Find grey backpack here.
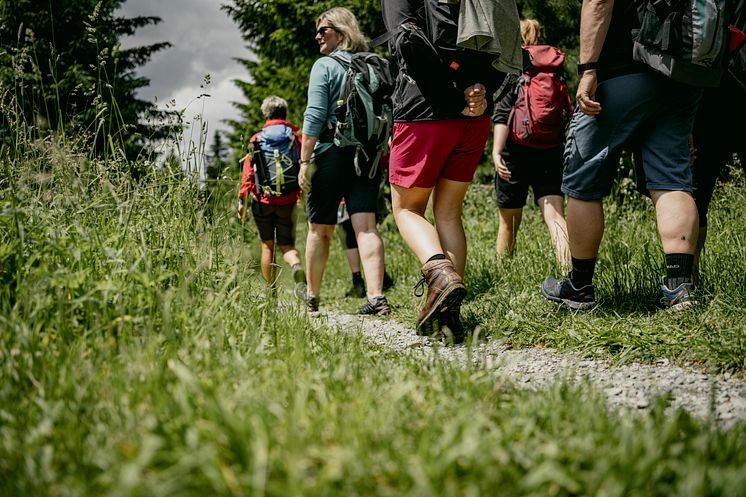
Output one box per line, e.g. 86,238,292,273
632,0,729,87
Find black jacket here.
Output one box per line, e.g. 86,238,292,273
381,0,506,122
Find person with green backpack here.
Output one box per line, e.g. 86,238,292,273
298,7,390,316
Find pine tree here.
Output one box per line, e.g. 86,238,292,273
222,0,386,154
0,0,174,161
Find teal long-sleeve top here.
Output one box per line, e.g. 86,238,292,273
302,49,351,156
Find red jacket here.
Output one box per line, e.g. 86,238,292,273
239,119,301,205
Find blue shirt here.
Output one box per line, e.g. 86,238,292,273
302,49,351,156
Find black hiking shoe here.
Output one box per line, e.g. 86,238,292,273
383,271,394,291
358,295,390,316
292,266,307,301
540,276,596,311
346,275,366,298
306,295,319,313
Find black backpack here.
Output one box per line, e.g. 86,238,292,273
250,123,300,196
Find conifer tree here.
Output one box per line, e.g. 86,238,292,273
0,0,173,161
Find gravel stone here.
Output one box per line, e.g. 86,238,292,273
315,311,746,429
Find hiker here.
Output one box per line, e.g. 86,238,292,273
299,6,390,315
337,190,395,298
690,4,746,273
540,0,704,311
381,0,507,341
492,19,571,270
238,95,306,298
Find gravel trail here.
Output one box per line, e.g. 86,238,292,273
313,311,746,428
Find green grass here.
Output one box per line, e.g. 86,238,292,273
2,141,746,496
358,176,746,373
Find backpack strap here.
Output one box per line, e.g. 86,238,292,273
326,52,350,69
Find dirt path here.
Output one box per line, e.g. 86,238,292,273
313,311,746,429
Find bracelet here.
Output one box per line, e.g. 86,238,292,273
300,159,311,165
577,62,598,75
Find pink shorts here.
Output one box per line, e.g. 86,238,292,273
388,116,491,188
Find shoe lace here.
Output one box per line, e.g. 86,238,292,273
413,276,427,297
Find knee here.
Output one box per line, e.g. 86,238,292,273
308,225,334,242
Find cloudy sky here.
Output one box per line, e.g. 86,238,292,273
116,0,249,137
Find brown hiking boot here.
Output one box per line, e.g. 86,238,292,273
415,259,466,335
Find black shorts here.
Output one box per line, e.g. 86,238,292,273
691,80,746,227
307,145,380,225
251,200,297,245
495,141,564,209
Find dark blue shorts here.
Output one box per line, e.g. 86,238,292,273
306,146,381,225
562,72,702,200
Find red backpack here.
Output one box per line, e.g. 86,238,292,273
508,45,573,149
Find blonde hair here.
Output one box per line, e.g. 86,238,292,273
317,7,367,53
260,95,288,119
520,19,542,47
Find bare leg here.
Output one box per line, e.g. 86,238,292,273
345,248,361,273
278,244,302,268
537,195,571,271
497,207,522,259
259,240,276,285
567,197,604,259
391,184,442,263
305,223,335,297
650,190,698,255
351,212,385,296
431,178,471,276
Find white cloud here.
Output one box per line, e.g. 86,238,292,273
116,0,249,135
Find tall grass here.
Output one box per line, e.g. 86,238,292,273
2,137,746,496
368,171,746,372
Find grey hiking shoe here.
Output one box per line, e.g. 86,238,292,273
658,278,697,311
541,276,596,311
358,295,390,316
292,266,307,301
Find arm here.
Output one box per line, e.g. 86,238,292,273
237,152,255,219
576,0,614,116
492,125,511,180
299,134,318,193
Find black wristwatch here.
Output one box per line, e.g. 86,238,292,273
577,62,598,75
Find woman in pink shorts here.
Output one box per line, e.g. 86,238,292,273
382,0,507,342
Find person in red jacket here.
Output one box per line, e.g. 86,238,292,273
237,95,306,298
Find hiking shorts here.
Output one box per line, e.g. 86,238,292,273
251,200,297,245
388,116,491,188
691,82,746,227
495,142,564,209
306,145,380,225
562,72,702,200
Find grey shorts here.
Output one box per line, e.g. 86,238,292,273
562,72,702,200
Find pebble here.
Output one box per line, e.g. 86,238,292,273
318,311,746,430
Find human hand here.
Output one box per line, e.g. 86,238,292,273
299,162,315,192
576,71,601,116
237,202,246,221
493,151,511,180
462,83,487,117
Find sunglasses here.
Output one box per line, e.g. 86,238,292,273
316,25,335,36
